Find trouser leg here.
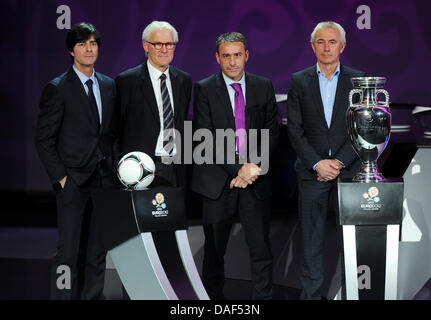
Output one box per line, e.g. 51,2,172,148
238,190,273,300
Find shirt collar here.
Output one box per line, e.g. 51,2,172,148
222,71,246,88
73,65,96,86
147,60,170,81
316,63,340,79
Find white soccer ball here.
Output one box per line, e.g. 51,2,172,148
117,151,155,190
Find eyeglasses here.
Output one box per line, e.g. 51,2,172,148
147,41,176,50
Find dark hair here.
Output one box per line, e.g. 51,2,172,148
216,32,247,53
66,22,101,63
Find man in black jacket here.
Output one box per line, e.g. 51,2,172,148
35,22,119,299
115,21,192,187
191,32,279,300
287,21,365,299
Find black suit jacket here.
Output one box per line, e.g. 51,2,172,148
115,62,192,187
191,72,279,200
35,67,119,187
286,64,365,180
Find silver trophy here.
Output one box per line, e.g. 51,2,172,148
347,77,391,182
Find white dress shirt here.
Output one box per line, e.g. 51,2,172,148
146,60,176,156
222,72,246,115
317,63,340,128
313,63,344,170
222,72,247,155
73,65,102,124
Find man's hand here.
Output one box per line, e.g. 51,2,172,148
59,176,67,189
316,160,341,182
238,163,261,185
230,176,248,189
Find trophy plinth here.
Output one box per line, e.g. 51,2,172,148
347,77,391,183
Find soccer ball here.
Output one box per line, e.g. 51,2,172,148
117,151,156,190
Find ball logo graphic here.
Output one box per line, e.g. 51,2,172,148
362,186,380,203
368,187,379,198
152,193,166,209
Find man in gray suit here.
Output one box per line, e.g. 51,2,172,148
287,21,365,299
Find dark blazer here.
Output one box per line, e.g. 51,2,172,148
35,68,119,187
115,62,192,186
191,72,279,200
286,64,365,180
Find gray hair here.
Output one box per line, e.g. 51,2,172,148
310,21,346,45
142,21,179,43
216,32,247,53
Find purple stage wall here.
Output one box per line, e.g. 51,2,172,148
1,0,430,191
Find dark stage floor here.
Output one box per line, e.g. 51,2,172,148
0,226,301,300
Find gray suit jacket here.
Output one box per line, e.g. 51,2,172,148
287,64,365,180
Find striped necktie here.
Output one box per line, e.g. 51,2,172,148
160,73,174,155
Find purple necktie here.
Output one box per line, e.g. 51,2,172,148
230,83,246,159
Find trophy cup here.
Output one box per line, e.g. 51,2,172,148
347,77,392,182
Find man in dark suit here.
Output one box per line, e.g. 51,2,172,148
115,21,192,187
35,23,119,299
286,21,365,300
191,32,279,300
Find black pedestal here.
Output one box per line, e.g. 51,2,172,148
338,179,403,300
93,187,209,300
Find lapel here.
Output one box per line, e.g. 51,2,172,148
65,67,99,129
215,72,235,129
308,66,327,128
244,73,254,129
95,72,108,133
169,66,181,123
139,62,161,124
329,64,349,128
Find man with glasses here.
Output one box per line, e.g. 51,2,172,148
116,21,192,187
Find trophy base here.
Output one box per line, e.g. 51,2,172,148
352,172,385,183
352,162,385,183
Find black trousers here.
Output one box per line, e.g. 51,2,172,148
201,187,273,300
297,178,338,300
152,159,178,187
51,163,118,300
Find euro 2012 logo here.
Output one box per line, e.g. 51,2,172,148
152,193,166,209
363,187,380,203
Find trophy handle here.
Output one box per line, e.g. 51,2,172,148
375,89,389,106
349,89,363,107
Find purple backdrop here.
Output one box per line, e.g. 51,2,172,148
1,0,430,191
